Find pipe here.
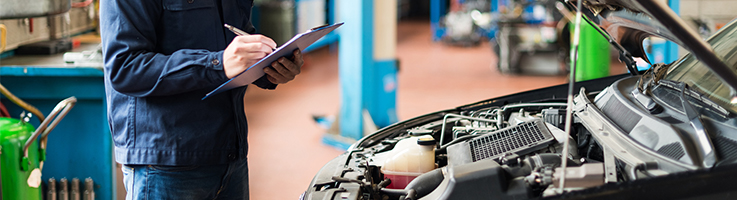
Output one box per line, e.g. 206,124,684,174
379,188,417,200
378,179,391,188
404,168,444,199
0,102,10,117
0,83,46,122
0,25,47,122
438,134,479,151
440,113,497,147
23,97,76,158
496,103,567,128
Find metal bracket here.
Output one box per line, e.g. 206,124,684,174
603,146,618,183
21,96,76,170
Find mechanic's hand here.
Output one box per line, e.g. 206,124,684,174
223,35,277,79
264,49,304,84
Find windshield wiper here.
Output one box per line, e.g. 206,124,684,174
678,82,718,168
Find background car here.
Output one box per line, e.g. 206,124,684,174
302,1,737,199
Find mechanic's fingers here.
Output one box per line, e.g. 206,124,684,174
277,57,301,75
243,52,268,60
293,49,304,67
238,42,273,54
235,35,277,50
269,61,288,76
267,75,278,84
271,63,297,83
264,66,288,84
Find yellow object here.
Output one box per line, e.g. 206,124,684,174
1,24,6,52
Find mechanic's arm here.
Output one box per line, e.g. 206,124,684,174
100,0,275,97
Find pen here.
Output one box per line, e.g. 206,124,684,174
224,24,249,36
224,24,276,51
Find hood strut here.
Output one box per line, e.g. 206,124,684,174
557,3,640,75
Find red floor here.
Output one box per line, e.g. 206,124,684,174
244,20,575,200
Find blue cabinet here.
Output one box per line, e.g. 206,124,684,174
0,65,113,200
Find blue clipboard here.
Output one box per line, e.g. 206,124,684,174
204,22,344,99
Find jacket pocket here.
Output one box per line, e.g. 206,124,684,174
159,0,219,52
163,0,215,11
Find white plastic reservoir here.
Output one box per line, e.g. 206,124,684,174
379,135,436,189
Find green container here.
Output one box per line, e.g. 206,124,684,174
0,117,42,200
572,20,610,81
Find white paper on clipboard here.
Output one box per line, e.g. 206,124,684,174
204,22,344,99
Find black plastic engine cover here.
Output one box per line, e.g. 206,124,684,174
421,159,532,200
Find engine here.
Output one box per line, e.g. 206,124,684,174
314,102,609,200
307,76,737,200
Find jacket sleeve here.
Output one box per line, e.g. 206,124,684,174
253,75,277,90
100,0,230,97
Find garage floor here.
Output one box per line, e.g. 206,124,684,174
242,20,625,200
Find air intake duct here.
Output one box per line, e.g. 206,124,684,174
447,119,556,166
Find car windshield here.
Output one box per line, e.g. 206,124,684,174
665,19,737,114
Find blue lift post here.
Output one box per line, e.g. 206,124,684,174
371,0,399,129
323,0,398,149
430,0,447,41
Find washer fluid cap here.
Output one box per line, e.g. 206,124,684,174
417,137,437,146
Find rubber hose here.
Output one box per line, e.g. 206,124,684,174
0,102,10,117
379,188,409,195
527,153,563,170
403,189,417,200
0,83,45,122
404,168,444,199
0,25,41,121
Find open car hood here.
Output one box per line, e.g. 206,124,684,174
567,0,737,91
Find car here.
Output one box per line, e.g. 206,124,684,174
302,0,737,199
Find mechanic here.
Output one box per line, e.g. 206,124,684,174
99,0,303,199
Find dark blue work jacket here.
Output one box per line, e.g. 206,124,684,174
100,0,274,165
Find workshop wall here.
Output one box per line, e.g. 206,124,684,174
681,0,737,24
0,7,96,53
678,0,737,56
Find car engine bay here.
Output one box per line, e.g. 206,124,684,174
305,75,737,200
302,1,737,199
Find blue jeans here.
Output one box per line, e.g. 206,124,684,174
122,159,249,200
